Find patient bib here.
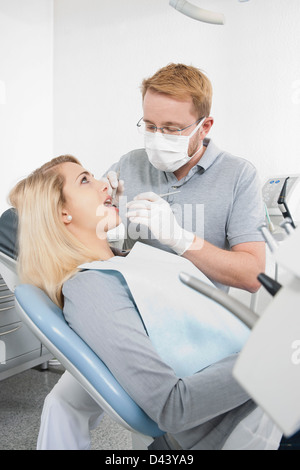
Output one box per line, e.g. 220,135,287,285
80,243,249,377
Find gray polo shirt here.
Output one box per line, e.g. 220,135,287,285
106,139,265,288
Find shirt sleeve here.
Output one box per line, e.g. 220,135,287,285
226,162,265,247
63,269,251,434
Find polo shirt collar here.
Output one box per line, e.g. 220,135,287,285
197,138,222,172
164,138,221,185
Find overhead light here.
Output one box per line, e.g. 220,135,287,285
169,0,250,25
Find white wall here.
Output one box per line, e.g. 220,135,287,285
1,0,300,214
0,0,53,215
53,0,300,182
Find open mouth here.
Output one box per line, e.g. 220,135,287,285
104,196,112,207
104,196,118,208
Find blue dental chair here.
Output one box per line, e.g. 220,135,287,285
14,283,164,449
1,208,163,448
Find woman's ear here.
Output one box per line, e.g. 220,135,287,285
62,210,72,225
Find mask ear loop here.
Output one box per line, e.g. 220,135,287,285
188,116,206,139
188,117,206,159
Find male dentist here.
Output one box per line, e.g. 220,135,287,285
106,62,265,293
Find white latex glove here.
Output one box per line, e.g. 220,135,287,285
126,192,195,255
102,170,124,203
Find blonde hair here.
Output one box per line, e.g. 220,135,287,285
141,63,213,118
9,155,99,308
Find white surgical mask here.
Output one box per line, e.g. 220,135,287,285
145,117,206,172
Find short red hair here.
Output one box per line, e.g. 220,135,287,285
141,63,213,118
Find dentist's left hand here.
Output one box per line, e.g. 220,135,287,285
102,171,125,202
126,192,195,255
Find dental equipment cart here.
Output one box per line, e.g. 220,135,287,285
230,174,300,315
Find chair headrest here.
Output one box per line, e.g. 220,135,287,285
0,208,18,260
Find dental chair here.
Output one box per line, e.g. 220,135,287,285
0,249,19,292
0,210,54,379
14,283,164,449
1,208,163,448
0,209,19,292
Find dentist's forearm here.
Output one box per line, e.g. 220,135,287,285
182,236,265,293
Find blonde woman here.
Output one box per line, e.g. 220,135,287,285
9,156,281,450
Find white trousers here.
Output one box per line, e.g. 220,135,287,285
37,372,282,451
37,371,103,450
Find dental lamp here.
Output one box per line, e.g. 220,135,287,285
169,0,250,25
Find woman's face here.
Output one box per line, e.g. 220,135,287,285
59,162,121,239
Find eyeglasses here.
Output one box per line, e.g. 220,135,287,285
136,117,205,136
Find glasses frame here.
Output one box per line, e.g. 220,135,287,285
136,117,205,135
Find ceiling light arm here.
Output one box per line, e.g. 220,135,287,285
169,0,225,25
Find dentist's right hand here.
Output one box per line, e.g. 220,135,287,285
126,192,195,255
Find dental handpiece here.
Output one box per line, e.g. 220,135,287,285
277,177,296,229
259,224,279,253
280,218,295,235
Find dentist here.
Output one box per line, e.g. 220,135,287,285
107,63,265,293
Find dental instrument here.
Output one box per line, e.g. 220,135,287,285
280,218,295,236
111,170,120,206
112,178,181,205
257,273,282,297
262,175,300,239
159,191,181,198
264,204,275,233
277,177,296,229
259,224,279,253
179,272,259,329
